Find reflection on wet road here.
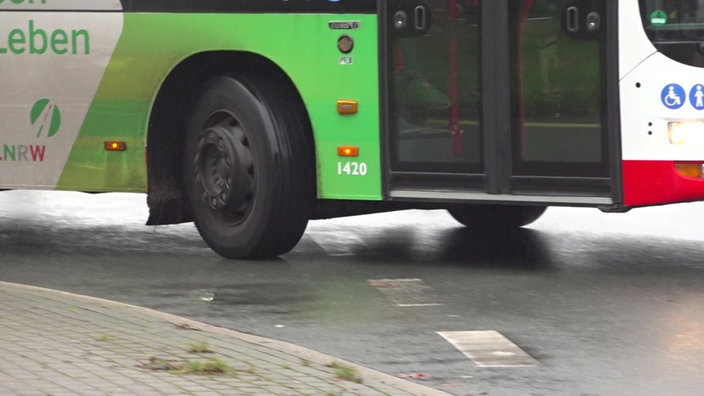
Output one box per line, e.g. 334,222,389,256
1,190,703,395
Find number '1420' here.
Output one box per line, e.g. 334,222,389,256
337,161,368,176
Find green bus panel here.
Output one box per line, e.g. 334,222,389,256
56,13,383,200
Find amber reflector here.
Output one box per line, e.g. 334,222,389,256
337,146,359,157
104,141,127,151
674,162,703,178
337,100,358,115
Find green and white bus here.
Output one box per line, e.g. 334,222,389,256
1,0,703,258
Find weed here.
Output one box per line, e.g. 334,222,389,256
328,361,363,384
139,356,232,376
300,358,312,367
186,340,214,354
95,334,112,342
183,357,231,375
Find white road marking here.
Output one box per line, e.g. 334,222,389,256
368,278,443,307
437,330,539,367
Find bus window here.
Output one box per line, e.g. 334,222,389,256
510,0,606,177
640,0,704,67
388,0,482,174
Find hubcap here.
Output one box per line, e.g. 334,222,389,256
193,116,254,224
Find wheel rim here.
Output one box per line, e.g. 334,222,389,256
193,115,255,225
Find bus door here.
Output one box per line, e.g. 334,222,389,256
384,0,616,205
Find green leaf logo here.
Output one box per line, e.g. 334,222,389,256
650,10,668,27
30,98,61,138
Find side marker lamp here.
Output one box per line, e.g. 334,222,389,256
674,162,704,179
337,146,359,157
104,141,127,151
337,100,358,115
668,121,704,145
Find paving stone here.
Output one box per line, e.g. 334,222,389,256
0,281,448,395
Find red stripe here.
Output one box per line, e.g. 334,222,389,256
622,160,704,206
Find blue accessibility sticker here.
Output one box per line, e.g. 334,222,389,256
690,84,704,110
662,84,685,109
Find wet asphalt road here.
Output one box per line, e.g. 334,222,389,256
1,190,703,395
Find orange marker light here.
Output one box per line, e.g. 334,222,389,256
337,100,358,115
337,146,359,157
104,141,127,151
674,162,704,178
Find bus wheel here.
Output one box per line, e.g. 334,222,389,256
183,75,312,259
448,205,547,230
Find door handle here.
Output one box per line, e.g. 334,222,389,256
414,5,427,31
391,2,431,36
566,6,579,33
563,3,602,40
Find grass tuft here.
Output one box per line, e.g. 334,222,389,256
328,361,363,384
186,340,214,354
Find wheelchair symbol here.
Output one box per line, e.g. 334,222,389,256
662,84,685,109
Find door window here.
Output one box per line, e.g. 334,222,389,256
388,0,482,173
510,0,607,177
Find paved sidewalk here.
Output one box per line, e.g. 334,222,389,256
0,281,449,396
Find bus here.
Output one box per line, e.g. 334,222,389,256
0,0,702,259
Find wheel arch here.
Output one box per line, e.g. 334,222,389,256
145,51,315,226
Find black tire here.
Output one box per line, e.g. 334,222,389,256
448,205,547,230
183,74,313,259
